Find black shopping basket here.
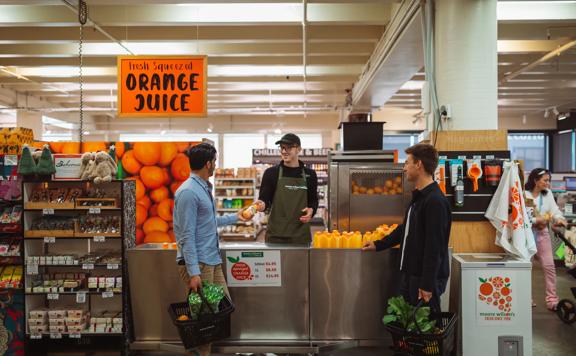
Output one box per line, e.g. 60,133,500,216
168,291,235,350
385,302,457,356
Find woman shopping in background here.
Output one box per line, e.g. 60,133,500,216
525,168,567,311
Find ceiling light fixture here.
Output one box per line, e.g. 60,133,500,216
160,130,166,135
544,108,550,118
274,128,282,135
552,107,560,116
558,112,570,121
522,114,527,125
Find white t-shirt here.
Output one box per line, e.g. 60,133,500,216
525,190,564,223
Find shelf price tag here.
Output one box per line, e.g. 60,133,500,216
76,292,86,304
458,155,467,160
69,333,81,339
27,264,39,275
30,334,42,340
486,155,495,160
93,236,106,243
42,208,55,215
47,293,59,300
473,155,482,160
44,237,56,244
50,333,62,339
82,263,94,270
102,291,114,298
88,208,101,214
107,264,119,270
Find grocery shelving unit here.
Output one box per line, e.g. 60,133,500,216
214,176,262,241
0,155,25,355
21,179,126,353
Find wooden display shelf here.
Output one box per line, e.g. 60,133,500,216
24,202,75,210
215,185,254,189
25,230,74,238
215,196,254,199
75,198,118,210
74,232,121,238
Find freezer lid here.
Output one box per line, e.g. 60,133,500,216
453,253,532,268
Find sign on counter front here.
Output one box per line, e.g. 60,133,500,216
476,271,517,326
117,56,207,117
225,251,282,287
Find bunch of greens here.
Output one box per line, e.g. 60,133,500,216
187,282,226,320
382,296,437,333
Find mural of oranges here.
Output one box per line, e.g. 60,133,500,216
45,141,200,245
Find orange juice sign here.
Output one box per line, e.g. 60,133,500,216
117,56,207,117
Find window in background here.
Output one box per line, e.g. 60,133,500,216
0,106,16,127
42,115,74,141
265,133,323,149
383,134,419,162
223,134,265,168
508,133,548,172
551,131,574,173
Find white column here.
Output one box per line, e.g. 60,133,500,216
434,0,498,130
16,110,43,140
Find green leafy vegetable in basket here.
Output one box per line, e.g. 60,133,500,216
187,282,226,320
202,281,225,313
188,292,203,320
383,296,437,333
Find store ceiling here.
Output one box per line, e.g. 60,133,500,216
0,0,575,129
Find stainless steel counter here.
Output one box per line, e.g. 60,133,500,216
127,242,399,351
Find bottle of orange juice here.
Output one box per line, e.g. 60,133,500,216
352,232,363,248
363,232,372,245
333,233,343,248
313,231,322,248
342,233,353,248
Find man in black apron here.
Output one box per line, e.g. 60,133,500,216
256,133,318,245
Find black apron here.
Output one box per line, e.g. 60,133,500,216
265,166,311,245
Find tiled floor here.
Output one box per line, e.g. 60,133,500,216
48,264,575,355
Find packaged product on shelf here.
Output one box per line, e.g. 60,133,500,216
29,325,48,334
29,309,48,319
28,318,47,326
48,310,66,319
76,215,121,236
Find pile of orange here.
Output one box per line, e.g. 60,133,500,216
124,142,197,245
43,140,200,245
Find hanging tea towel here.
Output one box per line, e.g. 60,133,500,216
485,161,537,261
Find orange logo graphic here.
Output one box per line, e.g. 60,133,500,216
478,276,512,313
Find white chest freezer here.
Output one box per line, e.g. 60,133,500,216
450,253,532,356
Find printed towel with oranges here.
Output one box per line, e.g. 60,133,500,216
485,161,536,261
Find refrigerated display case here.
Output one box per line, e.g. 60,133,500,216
328,150,411,232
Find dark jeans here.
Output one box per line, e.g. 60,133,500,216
399,273,448,313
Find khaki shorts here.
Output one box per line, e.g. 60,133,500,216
178,263,230,297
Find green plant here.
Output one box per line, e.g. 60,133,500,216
383,296,437,333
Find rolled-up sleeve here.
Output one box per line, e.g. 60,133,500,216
175,190,201,277
217,213,238,227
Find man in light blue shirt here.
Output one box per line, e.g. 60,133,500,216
174,142,248,295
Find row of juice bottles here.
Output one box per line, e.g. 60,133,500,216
313,224,399,249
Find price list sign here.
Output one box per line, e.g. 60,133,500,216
225,251,281,287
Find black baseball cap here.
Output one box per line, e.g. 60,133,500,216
275,133,301,146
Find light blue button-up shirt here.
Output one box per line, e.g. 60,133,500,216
174,173,238,276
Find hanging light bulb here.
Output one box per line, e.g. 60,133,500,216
522,114,527,125
552,107,560,116
544,109,550,118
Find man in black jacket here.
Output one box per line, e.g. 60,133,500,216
363,143,451,312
